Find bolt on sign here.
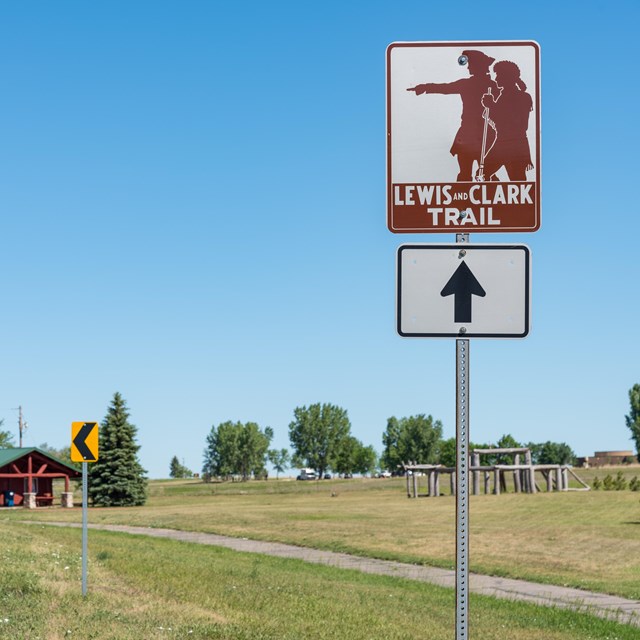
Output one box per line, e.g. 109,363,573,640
386,41,540,233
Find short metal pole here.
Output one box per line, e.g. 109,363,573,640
82,461,88,596
456,338,469,640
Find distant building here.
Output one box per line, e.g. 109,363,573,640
577,450,638,468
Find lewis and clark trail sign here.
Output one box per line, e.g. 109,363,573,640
386,41,541,233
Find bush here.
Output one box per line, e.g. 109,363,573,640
602,474,614,491
592,476,601,490
629,476,639,492
614,471,627,491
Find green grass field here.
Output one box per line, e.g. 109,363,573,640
0,520,637,640
10,472,640,598
3,473,640,639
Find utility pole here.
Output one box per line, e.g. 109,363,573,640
13,406,27,447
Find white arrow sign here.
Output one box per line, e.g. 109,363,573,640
397,244,530,338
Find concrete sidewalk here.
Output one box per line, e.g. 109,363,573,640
46,522,640,628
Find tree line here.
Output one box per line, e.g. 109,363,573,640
2,381,640,498
193,404,584,482
199,403,377,481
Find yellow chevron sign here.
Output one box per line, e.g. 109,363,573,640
71,422,99,462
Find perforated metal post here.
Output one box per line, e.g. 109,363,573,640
456,338,469,639
455,231,469,640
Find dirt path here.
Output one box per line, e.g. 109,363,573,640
45,522,640,627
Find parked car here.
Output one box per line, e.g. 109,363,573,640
323,473,332,480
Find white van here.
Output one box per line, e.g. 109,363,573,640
296,468,317,481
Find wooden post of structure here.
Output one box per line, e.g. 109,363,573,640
525,450,536,494
428,471,435,497
434,471,440,497
484,471,490,495
546,470,553,492
562,467,569,491
413,471,418,498
494,468,501,495
555,467,562,492
450,472,456,496
514,454,522,493
472,453,480,496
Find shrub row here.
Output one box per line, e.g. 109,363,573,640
592,472,640,491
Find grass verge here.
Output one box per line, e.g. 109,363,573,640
0,521,637,640
13,476,640,599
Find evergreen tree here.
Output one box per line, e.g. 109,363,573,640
88,392,147,506
626,384,640,457
169,455,193,478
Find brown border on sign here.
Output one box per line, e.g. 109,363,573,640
386,41,541,234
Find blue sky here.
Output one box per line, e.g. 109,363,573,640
1,1,638,478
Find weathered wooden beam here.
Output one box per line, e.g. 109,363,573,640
472,447,531,455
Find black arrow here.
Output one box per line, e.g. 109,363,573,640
440,261,486,323
73,422,97,461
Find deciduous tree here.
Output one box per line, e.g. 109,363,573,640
39,443,77,469
267,448,290,479
0,420,15,449
203,421,272,481
527,441,576,465
381,415,443,469
288,403,351,479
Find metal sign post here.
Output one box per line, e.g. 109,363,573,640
82,462,88,597
455,234,470,640
71,421,99,597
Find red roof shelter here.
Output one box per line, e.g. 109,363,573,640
0,447,81,507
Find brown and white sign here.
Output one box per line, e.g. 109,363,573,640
387,41,540,233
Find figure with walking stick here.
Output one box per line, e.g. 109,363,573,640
407,50,498,182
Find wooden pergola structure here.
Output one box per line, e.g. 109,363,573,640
0,447,80,508
403,447,590,498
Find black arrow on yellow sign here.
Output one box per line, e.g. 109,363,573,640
72,422,98,461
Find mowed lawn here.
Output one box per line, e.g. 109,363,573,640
12,474,640,600
0,519,637,640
